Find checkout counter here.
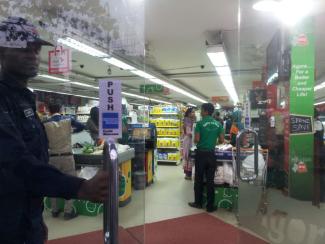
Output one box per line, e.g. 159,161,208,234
44,132,136,216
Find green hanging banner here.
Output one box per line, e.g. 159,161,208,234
289,18,315,200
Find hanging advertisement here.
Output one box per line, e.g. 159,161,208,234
48,46,71,74
289,18,315,200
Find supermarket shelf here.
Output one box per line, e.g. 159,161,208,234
157,147,179,149
156,126,179,128
157,135,180,138
157,160,178,162
157,160,181,166
150,113,178,115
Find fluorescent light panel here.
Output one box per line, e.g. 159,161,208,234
253,0,315,26
57,37,109,58
37,74,70,82
57,37,206,103
207,45,239,104
131,70,156,79
37,74,98,89
103,57,136,70
31,88,99,100
315,100,325,106
315,81,325,91
188,103,197,107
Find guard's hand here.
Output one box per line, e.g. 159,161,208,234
77,170,109,203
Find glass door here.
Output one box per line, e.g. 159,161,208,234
0,1,146,243
236,1,325,243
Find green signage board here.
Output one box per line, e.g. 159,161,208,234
140,84,164,94
289,18,315,200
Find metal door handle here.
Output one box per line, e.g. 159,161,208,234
103,140,119,244
236,129,259,182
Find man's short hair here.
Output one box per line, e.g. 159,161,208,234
48,102,61,114
201,103,215,116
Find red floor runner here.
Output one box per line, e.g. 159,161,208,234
48,213,269,244
48,227,139,244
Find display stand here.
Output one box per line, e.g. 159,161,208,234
150,105,181,166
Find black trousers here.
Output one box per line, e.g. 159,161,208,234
194,150,216,209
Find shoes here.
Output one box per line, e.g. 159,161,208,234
188,202,203,209
206,206,218,213
64,210,79,220
51,210,62,218
184,176,192,180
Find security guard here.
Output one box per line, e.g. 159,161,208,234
188,103,224,212
0,17,108,244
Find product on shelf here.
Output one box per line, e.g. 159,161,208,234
150,104,181,165
150,105,179,114
157,138,180,148
157,152,180,161
150,118,180,127
157,128,180,137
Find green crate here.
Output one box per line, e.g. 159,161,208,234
44,198,103,217
202,187,238,210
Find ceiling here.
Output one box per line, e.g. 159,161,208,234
19,0,325,106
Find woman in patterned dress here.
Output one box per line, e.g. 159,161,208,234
183,107,196,180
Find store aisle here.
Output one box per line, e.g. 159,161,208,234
45,165,238,240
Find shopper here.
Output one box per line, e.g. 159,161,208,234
183,107,196,180
86,106,100,145
213,111,224,126
224,114,232,135
0,17,109,244
43,102,85,220
230,121,239,146
189,103,224,212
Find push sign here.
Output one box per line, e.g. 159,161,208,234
99,80,122,139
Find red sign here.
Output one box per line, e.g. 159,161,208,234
297,162,308,173
48,46,71,74
296,34,309,46
211,96,229,103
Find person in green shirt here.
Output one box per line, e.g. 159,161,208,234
188,103,224,212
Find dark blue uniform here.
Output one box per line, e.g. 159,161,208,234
0,75,84,244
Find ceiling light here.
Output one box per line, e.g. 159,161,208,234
70,81,99,89
37,74,70,82
103,57,136,70
131,70,156,79
122,92,171,104
315,100,325,106
57,37,109,58
207,46,228,66
37,74,99,89
206,45,239,104
253,0,280,12
315,81,325,91
253,0,315,26
188,103,197,107
57,37,206,103
30,88,99,100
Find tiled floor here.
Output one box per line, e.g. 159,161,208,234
45,164,238,240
